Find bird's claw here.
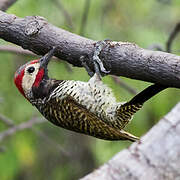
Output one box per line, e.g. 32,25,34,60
93,40,110,79
80,40,111,79
80,55,94,77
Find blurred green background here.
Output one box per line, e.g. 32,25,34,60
0,0,180,179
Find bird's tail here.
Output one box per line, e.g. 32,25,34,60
128,84,167,105
114,84,167,129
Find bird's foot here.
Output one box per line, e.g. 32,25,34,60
93,40,110,80
80,40,111,79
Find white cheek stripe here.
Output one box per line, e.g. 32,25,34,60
22,63,40,95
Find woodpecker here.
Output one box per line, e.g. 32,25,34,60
14,43,166,141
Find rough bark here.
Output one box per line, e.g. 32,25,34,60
81,103,180,180
0,11,180,87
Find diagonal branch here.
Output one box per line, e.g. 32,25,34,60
0,45,36,56
166,22,180,53
51,0,74,30
0,114,70,156
81,103,180,180
79,0,91,36
0,11,180,88
111,75,137,95
0,113,14,126
0,118,45,142
0,45,60,61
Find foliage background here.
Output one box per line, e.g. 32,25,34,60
0,0,180,179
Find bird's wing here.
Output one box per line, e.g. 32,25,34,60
45,95,139,142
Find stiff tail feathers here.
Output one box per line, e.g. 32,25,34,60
128,84,167,105
116,84,167,129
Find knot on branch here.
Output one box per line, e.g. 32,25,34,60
24,16,46,36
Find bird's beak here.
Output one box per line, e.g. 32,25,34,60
39,47,57,68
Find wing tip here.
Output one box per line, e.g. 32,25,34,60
119,129,140,142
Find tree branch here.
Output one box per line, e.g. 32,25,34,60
81,103,180,180
166,22,180,53
0,0,17,11
0,118,45,142
0,114,70,156
111,75,137,95
79,0,91,36
0,45,60,61
0,11,180,88
51,0,74,30
0,113,14,126
0,45,36,56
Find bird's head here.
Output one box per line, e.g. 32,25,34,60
14,47,56,99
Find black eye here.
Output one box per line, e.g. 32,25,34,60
27,66,35,74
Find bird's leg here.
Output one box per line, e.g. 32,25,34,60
80,40,110,79
93,40,110,80
80,55,94,77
